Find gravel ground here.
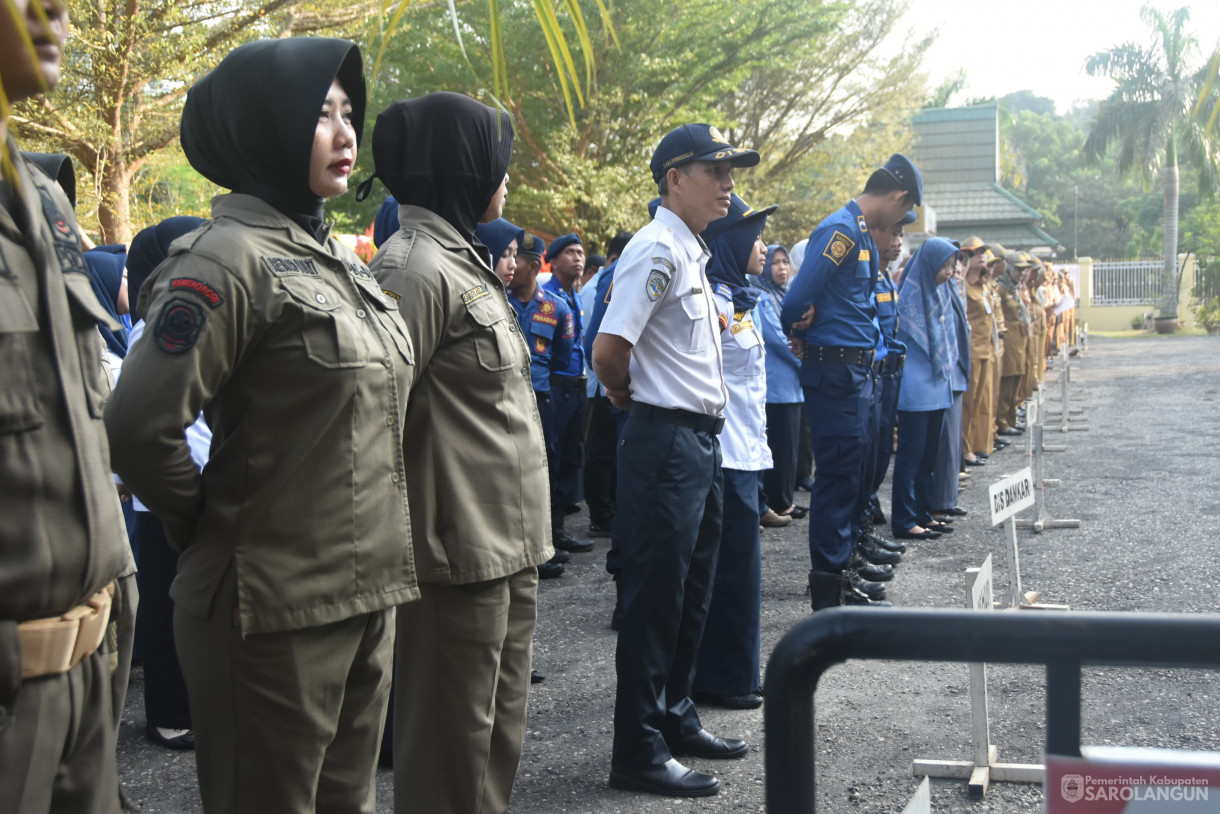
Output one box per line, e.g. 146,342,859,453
117,335,1220,812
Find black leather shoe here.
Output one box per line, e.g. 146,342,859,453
893,527,941,540
549,549,570,564
964,457,986,467
857,536,902,566
588,522,613,539
925,521,954,534
1000,427,1024,436
666,729,749,760
147,724,195,751
994,437,1011,449
531,669,546,683
849,569,887,601
864,530,906,554
973,452,989,460
692,691,763,710
609,759,719,797
537,561,565,579
850,553,893,582
933,506,968,517
553,530,594,553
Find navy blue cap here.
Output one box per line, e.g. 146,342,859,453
881,153,922,206
701,193,777,243
519,233,546,258
900,209,918,225
544,233,582,261
648,197,661,218
650,124,760,184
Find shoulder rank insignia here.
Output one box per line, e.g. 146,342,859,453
646,268,670,302
857,215,868,233
382,288,402,304
822,230,856,266
858,249,871,262
714,283,732,300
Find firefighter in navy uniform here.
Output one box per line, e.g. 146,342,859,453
781,154,923,610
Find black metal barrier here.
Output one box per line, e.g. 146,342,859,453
764,607,1220,813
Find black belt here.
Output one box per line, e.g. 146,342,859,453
549,374,588,389
806,345,875,367
874,353,906,374
630,403,725,435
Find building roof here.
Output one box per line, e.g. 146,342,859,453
940,222,1061,251
923,181,1043,223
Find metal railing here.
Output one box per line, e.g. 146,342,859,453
1090,260,1164,305
763,607,1220,814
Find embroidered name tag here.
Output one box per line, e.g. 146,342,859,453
263,256,320,277
170,277,225,308
876,292,894,303
461,285,490,305
381,289,402,303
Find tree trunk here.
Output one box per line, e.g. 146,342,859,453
1160,138,1179,318
97,159,134,246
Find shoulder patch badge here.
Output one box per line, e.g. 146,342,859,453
857,215,868,233
651,256,676,275
461,285,490,306
170,277,225,308
153,298,206,354
540,299,555,315
646,268,671,302
822,230,856,267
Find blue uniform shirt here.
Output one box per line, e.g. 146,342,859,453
874,264,907,357
510,286,574,392
542,276,584,378
583,260,617,360
781,200,880,350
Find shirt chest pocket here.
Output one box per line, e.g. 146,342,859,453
730,324,763,376
677,292,709,354
466,297,518,373
283,280,369,369
849,258,873,304
0,275,44,433
530,315,556,344
352,275,414,368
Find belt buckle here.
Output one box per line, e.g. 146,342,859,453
711,416,726,435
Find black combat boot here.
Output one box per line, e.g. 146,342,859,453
850,552,893,582
857,536,902,566
809,570,842,611
552,507,594,553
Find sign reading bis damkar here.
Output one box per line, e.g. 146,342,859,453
988,468,1035,526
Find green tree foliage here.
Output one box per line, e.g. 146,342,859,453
12,0,368,242
336,0,928,251
1082,4,1219,317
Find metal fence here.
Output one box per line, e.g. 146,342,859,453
1090,260,1164,305
764,607,1220,814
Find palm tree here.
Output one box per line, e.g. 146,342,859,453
1083,4,1219,320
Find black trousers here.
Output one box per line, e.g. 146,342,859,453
549,383,586,507
762,402,802,513
612,415,723,770
583,394,619,528
135,511,192,730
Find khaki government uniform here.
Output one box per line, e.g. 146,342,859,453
985,278,1006,450
996,281,1028,431
1,141,128,814
372,204,551,814
106,193,417,814
962,280,995,456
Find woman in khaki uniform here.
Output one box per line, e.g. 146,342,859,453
105,38,416,814
364,93,552,814
995,251,1031,432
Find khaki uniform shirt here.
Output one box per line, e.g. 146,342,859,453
105,194,417,635
986,279,1006,356
371,205,551,585
0,144,127,640
965,282,993,361
997,283,1027,376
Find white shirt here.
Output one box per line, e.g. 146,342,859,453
122,320,212,513
715,292,773,471
599,206,728,416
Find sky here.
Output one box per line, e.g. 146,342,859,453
898,0,1220,114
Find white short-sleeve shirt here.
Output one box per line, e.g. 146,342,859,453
714,291,772,471
598,206,728,416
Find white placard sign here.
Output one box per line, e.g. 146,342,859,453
989,468,1035,526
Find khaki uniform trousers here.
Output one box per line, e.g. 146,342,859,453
0,646,118,814
963,356,995,455
175,567,393,814
394,567,538,814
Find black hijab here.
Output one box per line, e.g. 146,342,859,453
22,152,76,210
180,38,365,242
127,216,206,321
363,92,513,245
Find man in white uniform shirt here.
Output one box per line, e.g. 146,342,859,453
593,124,759,798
